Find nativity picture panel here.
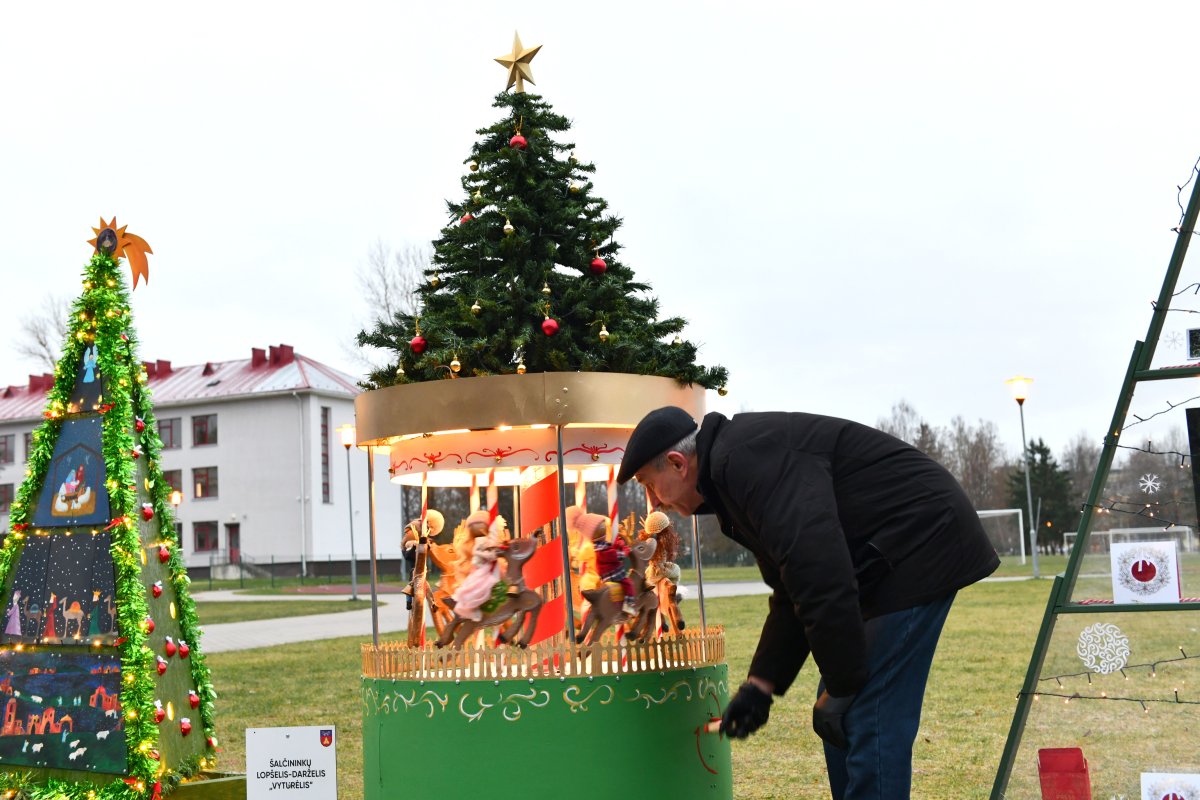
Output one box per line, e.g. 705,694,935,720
33,418,109,528
1,536,51,645
0,651,125,774
40,534,102,645
68,344,105,413
86,532,118,645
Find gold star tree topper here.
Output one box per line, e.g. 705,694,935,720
495,31,541,93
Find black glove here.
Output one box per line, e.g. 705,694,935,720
720,681,772,739
812,690,856,750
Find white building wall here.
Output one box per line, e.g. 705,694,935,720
0,390,404,573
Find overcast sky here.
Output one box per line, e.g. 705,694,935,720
4,1,1200,460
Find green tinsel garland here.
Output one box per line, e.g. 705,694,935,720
0,253,218,800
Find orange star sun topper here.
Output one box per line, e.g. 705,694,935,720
88,217,153,289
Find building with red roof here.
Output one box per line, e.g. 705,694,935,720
0,345,403,577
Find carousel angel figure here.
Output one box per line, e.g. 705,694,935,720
642,511,686,632
450,510,507,622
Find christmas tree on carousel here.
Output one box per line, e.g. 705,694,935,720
0,221,218,799
356,35,733,800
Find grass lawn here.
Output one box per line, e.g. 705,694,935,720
194,599,376,624
205,579,1051,799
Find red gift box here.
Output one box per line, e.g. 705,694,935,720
1038,748,1092,800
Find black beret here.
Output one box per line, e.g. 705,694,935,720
617,406,698,484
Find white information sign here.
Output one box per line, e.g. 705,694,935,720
1110,540,1182,604
1142,771,1200,799
247,726,337,800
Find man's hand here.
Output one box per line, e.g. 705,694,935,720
812,690,856,750
720,681,773,739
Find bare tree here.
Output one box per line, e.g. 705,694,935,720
13,293,72,371
344,240,431,369
1060,431,1102,506
946,416,1007,509
877,400,923,444
359,240,428,324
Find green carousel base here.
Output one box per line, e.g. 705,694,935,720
362,665,732,800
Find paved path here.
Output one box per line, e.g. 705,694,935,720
190,575,1052,654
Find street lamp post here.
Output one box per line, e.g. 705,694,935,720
337,424,360,601
1006,376,1040,579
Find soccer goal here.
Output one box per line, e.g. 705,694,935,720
977,508,1028,562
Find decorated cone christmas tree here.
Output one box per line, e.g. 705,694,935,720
357,36,727,392
0,220,217,799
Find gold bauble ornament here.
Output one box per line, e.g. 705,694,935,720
430,273,441,287
516,360,527,375
598,325,609,342
468,160,479,172
451,356,461,374
395,364,405,377
672,335,682,346
503,219,515,236
471,300,482,315
569,150,578,163
718,385,729,397
541,282,552,296
569,181,582,194
472,189,483,203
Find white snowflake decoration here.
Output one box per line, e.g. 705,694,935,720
1139,473,1162,494
1076,622,1130,674
1165,330,1184,350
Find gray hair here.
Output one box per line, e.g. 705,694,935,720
649,429,698,471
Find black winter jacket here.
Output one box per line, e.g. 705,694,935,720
694,411,999,698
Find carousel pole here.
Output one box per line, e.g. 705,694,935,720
555,425,578,666
366,446,380,648
691,515,708,660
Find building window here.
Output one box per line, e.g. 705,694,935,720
193,467,218,499
0,435,13,465
192,414,218,446
158,417,182,449
163,470,183,494
23,432,33,461
193,521,218,553
0,484,12,514
321,407,332,504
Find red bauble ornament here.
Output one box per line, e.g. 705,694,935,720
152,581,163,598
189,690,200,709
590,257,607,275
410,335,427,354
460,213,473,224
542,317,559,336
153,702,165,723
156,657,167,676
145,616,155,634
131,446,142,459
178,640,190,659
141,504,154,522
164,637,177,657
207,736,218,749
135,417,146,433
180,718,192,736
158,545,170,563
509,134,528,150
149,749,160,761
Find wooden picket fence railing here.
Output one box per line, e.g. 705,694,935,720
362,627,725,681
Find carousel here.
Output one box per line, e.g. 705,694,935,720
355,372,732,799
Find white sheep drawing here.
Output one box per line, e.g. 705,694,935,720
96,731,109,740
30,743,43,753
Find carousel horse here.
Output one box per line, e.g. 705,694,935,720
435,537,543,649
576,537,658,645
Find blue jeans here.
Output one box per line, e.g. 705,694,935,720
818,593,956,800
